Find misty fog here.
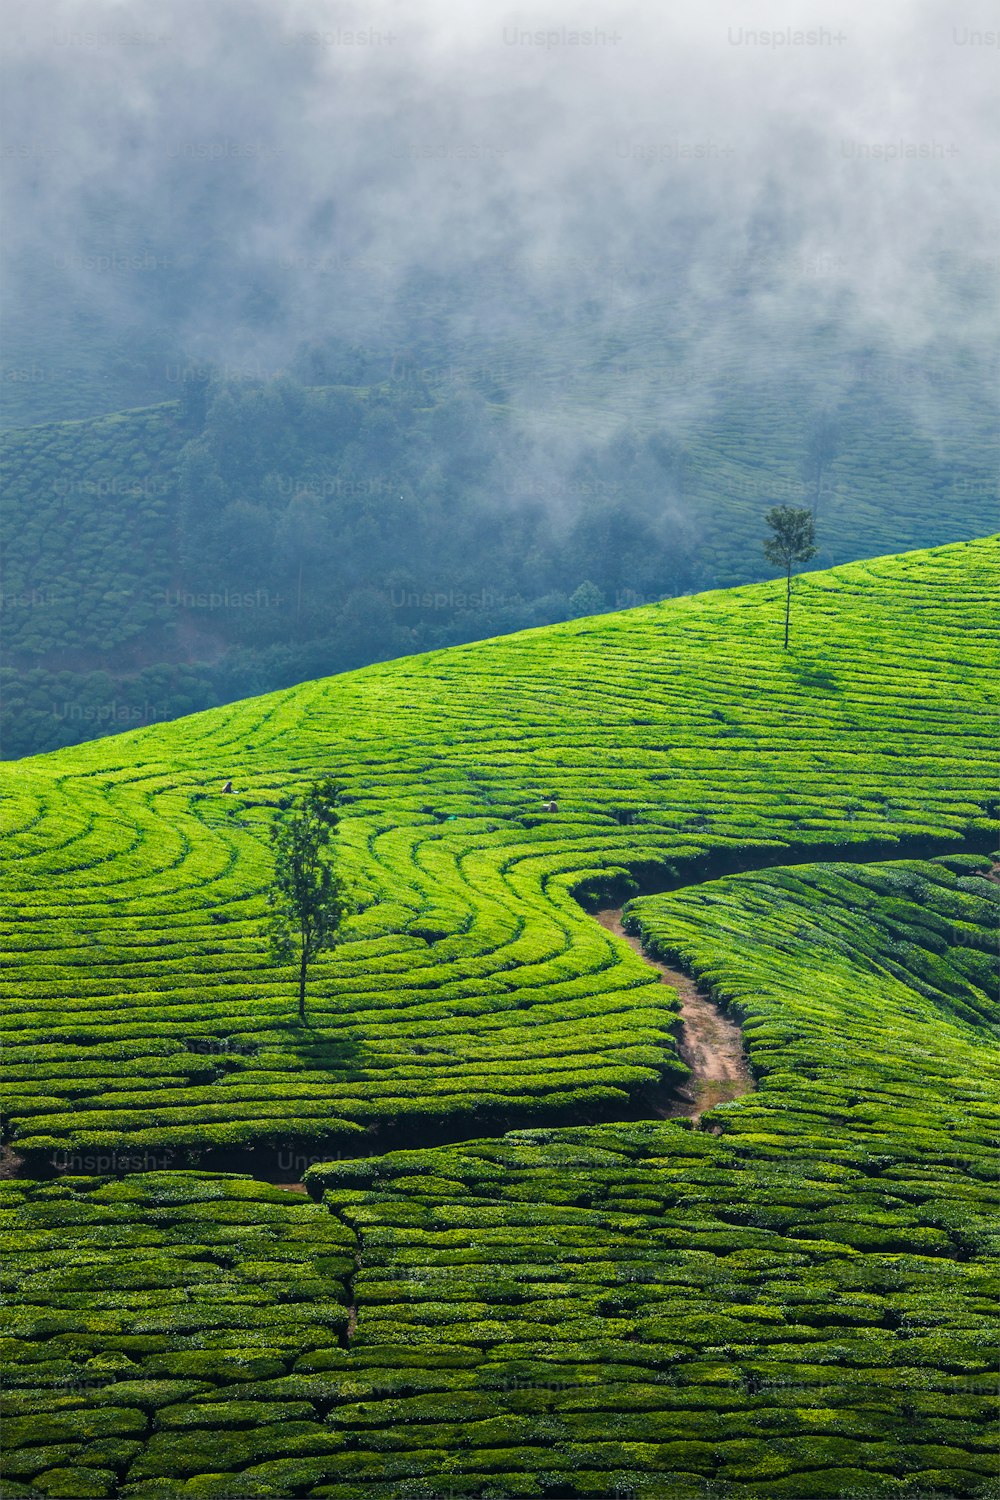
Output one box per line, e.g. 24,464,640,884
3,0,997,430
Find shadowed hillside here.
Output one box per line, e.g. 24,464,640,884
2,353,996,758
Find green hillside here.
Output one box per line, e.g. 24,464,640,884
2,349,997,759
2,538,998,1498
3,535,997,1158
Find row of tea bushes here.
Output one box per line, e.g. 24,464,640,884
3,541,997,1162
294,856,996,1497
6,852,992,1495
1,1172,355,1498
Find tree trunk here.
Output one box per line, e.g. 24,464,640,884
298,949,308,1023
784,564,792,650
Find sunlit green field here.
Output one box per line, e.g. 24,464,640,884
2,537,997,1498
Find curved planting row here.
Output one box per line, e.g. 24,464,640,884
2,540,997,1168
2,855,996,1498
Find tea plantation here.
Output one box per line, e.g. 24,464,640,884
2,857,997,1497
2,537,998,1497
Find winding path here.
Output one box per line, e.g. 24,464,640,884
595,908,752,1119
6,845,992,1184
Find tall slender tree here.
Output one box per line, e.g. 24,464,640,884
267,779,350,1022
763,505,817,649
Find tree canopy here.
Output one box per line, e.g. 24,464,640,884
763,504,817,648
267,778,350,1021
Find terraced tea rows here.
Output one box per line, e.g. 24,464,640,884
3,856,996,1497
2,540,997,1167
0,404,185,667
1,1173,355,1498
626,855,999,1174
1,539,997,1497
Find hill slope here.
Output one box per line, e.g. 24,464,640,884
3,538,997,1160
2,538,998,1499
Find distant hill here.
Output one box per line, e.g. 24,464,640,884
2,343,996,758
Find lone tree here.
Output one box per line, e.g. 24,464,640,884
267,778,350,1022
763,505,817,650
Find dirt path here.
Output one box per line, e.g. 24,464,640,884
595,908,753,1120
9,849,988,1184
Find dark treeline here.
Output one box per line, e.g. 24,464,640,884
177,372,699,651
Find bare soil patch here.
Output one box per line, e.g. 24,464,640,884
595,908,753,1119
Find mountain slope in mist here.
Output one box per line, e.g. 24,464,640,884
2,351,996,758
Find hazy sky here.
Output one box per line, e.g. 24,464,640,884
2,0,997,396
